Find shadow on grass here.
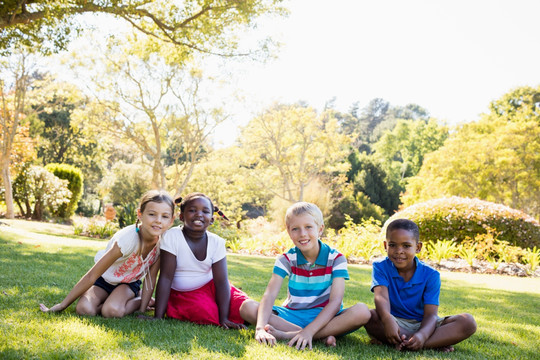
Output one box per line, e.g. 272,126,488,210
1,236,540,359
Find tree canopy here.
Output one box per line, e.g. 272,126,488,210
0,0,286,56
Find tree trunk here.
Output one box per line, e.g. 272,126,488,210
1,160,14,218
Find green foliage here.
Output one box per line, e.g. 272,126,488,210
387,197,540,249
346,151,402,215
45,163,83,219
425,240,458,264
327,216,384,261
403,86,540,218
115,202,138,229
0,0,286,57
72,216,119,239
458,242,478,267
523,246,540,274
12,164,71,220
327,189,386,230
100,161,151,206
373,118,448,181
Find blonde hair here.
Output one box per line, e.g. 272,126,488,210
285,202,324,228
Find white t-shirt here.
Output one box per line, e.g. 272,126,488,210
160,227,227,292
94,225,160,285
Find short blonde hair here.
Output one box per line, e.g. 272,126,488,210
285,202,324,228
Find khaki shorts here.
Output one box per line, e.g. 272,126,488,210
393,315,449,333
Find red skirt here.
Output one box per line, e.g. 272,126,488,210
166,279,249,326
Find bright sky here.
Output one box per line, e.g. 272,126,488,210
54,0,540,147
211,0,540,146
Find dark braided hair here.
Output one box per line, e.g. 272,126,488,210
175,192,229,221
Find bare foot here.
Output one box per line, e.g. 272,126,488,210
323,335,337,347
264,324,298,341
369,338,383,345
435,345,455,352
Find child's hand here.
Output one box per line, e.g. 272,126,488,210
255,328,277,346
220,319,246,330
402,332,426,351
288,329,314,350
39,303,64,313
383,319,404,347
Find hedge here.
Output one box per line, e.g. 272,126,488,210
384,197,539,249
45,163,84,219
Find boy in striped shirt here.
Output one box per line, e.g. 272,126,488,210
240,202,371,350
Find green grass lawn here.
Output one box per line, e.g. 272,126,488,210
1,221,539,359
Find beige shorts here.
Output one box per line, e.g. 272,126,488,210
393,315,449,333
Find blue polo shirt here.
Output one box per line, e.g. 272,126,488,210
371,257,440,321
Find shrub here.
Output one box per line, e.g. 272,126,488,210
73,216,119,239
12,165,71,220
45,163,84,219
426,240,458,264
386,197,539,249
326,216,384,262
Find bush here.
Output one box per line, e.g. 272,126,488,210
386,197,539,249
326,216,384,262
45,163,84,219
12,165,72,220
73,216,119,239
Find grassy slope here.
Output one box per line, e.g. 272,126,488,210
0,222,539,359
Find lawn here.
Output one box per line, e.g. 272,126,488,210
1,220,539,359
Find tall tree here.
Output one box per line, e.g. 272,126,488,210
0,0,286,56
79,43,225,194
0,50,33,218
240,103,350,203
403,86,540,218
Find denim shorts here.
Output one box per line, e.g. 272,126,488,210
272,305,344,328
94,276,141,296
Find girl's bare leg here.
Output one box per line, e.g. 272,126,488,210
100,285,138,318
76,286,109,316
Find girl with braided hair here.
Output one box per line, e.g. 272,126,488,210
154,192,249,328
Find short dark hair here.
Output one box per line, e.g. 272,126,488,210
386,218,420,242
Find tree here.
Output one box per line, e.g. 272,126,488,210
78,43,225,194
403,86,540,218
0,50,33,218
372,118,449,181
346,151,402,215
240,103,350,203
0,0,286,56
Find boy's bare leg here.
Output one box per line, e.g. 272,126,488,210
423,313,476,351
239,299,302,332
266,303,370,346
364,309,412,349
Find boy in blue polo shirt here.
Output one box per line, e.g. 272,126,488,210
365,219,476,352
240,202,371,350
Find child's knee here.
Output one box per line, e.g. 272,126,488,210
349,302,371,325
239,299,259,322
101,303,125,318
460,313,477,336
76,301,98,316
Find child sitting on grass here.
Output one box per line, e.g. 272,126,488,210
240,202,371,350
365,218,477,352
153,192,248,329
40,190,174,317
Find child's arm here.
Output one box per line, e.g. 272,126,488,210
154,250,176,318
39,243,123,312
138,258,160,313
288,277,345,350
373,285,404,346
255,274,284,346
212,257,246,329
402,304,438,350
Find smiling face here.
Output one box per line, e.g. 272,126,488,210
137,201,174,240
287,213,324,257
384,228,422,272
180,196,214,231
